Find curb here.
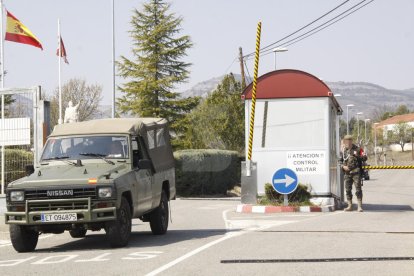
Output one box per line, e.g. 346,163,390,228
236,204,335,213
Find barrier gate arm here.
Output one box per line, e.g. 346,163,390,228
363,165,414,169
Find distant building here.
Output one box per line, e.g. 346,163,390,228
376,113,414,140
376,114,414,152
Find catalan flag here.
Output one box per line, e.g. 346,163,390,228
5,10,43,50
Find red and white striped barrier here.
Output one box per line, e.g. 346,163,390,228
236,204,335,213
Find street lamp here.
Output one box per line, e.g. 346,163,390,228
364,118,371,144
346,104,354,135
272,47,288,70
356,112,363,144
374,122,379,166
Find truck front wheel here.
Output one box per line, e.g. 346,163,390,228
69,228,87,238
10,225,39,252
149,190,169,235
105,197,132,248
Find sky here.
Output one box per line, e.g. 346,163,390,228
3,0,414,105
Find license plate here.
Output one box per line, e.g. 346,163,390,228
41,213,77,222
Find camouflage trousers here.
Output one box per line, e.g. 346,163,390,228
344,173,362,201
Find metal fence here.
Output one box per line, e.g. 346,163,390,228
0,87,41,194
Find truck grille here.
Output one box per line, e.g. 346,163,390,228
28,200,89,212
25,187,97,200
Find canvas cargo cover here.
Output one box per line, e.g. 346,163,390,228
50,118,167,137
50,118,174,172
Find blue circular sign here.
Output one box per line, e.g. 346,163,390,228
272,168,298,195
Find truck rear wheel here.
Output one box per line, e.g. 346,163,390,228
105,197,131,248
10,225,39,252
69,228,87,238
149,190,169,235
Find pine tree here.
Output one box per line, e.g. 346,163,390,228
117,0,198,141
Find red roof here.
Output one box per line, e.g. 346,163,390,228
377,113,414,128
242,69,341,112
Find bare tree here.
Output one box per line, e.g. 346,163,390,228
49,78,103,127
390,122,412,152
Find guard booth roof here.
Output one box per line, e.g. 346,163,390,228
242,69,342,114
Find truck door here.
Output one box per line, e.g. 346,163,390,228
132,137,153,213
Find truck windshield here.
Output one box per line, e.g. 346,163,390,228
41,135,129,161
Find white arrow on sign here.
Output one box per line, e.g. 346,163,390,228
273,174,296,188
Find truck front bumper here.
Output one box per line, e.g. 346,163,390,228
5,198,117,225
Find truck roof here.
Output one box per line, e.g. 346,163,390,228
50,118,168,137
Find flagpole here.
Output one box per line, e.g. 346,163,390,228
0,0,4,195
111,0,115,118
58,18,62,124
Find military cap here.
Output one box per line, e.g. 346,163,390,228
343,135,353,140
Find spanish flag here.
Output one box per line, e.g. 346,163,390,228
5,10,43,50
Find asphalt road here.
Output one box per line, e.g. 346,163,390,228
0,170,413,276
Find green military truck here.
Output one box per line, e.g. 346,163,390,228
5,118,176,252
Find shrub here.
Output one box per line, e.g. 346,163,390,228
4,148,33,188
174,149,241,196
264,183,311,204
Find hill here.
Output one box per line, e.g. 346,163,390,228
181,74,414,118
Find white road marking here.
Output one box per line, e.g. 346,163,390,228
122,251,163,260
32,255,78,265
0,256,36,267
145,209,296,276
0,251,165,266
75,253,112,262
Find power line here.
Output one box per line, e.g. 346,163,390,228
244,0,351,57
283,0,375,48
223,56,238,75
244,60,252,84
257,0,371,57
244,0,373,60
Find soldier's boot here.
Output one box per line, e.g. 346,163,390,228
357,199,363,212
344,200,353,211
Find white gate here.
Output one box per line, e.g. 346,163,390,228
0,86,41,195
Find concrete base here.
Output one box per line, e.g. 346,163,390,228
310,197,335,206
241,161,257,204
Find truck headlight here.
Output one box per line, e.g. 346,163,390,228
98,187,113,198
10,191,25,202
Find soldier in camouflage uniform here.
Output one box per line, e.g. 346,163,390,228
341,135,367,212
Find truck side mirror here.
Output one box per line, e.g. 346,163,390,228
138,159,152,170
25,165,35,176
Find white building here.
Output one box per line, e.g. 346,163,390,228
376,113,414,151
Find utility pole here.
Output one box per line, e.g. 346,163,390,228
239,47,246,90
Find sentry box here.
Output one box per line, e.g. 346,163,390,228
242,69,343,202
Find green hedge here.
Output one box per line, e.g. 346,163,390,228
4,148,33,188
174,149,241,196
